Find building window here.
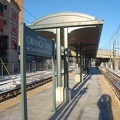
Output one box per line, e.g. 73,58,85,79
0,2,3,12
11,8,17,23
4,5,7,10
4,20,7,25
0,18,3,32
14,44,17,50
0,2,3,16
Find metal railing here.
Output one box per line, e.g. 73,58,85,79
0,61,75,76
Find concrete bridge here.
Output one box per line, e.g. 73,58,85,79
96,49,120,70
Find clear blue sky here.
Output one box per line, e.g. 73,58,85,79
24,0,120,49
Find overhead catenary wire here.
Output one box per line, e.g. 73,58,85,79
15,1,37,24
1,1,37,30
101,25,120,50
18,3,37,20
3,6,31,24
99,25,120,57
2,0,38,24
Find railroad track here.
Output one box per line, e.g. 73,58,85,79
0,76,52,102
100,67,120,100
0,70,74,102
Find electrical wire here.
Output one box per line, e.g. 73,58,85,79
18,3,37,20
15,1,37,23
2,7,31,24
2,0,37,24
101,25,120,50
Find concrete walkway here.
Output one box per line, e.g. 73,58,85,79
0,67,119,120
49,68,103,120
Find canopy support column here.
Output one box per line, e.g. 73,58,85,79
64,28,69,88
56,28,62,87
76,44,79,74
85,50,87,67
52,42,56,112
64,27,71,102
80,44,83,82
56,28,63,102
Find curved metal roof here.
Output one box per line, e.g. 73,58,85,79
29,11,103,58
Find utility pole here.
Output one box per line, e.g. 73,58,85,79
113,39,117,70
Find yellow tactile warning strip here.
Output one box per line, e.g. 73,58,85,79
99,74,120,120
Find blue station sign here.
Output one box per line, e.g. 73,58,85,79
23,24,54,57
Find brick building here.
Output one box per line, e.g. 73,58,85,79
0,0,23,63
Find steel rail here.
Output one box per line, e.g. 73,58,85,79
100,67,120,100
106,70,120,83
0,77,52,102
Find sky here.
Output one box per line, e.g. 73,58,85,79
24,0,120,49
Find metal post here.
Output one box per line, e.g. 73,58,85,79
40,63,41,71
20,23,28,120
113,41,116,70
12,63,14,75
29,63,30,72
115,39,117,70
1,64,3,76
35,62,36,72
52,41,56,112
56,28,62,87
85,50,87,67
80,44,82,82
117,34,119,55
83,50,85,67
64,28,69,88
76,44,79,74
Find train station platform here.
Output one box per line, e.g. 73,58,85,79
0,67,120,120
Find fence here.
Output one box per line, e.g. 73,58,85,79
0,61,75,76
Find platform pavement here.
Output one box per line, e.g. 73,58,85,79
0,67,114,120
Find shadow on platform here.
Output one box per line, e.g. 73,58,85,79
49,74,91,120
49,67,105,120
97,94,113,120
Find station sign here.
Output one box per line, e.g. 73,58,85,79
20,23,55,120
24,24,54,57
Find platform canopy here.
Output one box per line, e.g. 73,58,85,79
28,12,103,58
